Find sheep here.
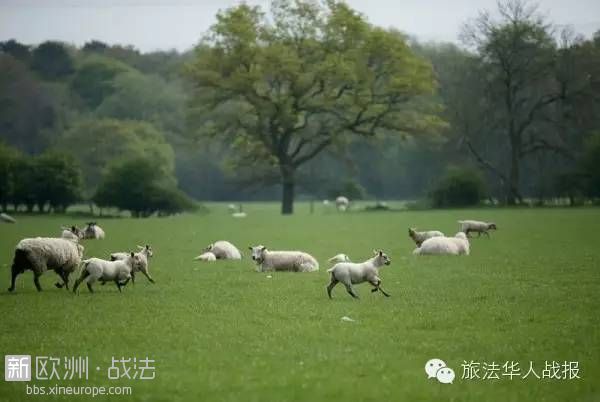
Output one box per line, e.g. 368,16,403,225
110,245,154,284
408,228,444,247
413,232,470,256
326,250,391,299
73,252,144,293
335,196,349,212
328,253,351,264
249,245,319,272
205,241,242,260
227,204,237,213
8,237,84,292
82,222,105,239
0,212,16,223
193,252,217,262
60,226,82,242
458,220,497,238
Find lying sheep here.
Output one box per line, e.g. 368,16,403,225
328,253,351,264
413,232,470,256
110,245,155,283
60,226,82,242
8,237,84,292
249,245,319,272
458,220,497,238
335,196,349,212
73,252,143,293
194,252,217,262
408,228,444,247
0,212,16,223
205,241,242,260
82,222,105,239
327,250,391,299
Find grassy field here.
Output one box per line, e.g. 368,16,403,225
0,203,599,402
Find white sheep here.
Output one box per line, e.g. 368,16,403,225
60,226,82,242
73,253,144,293
110,245,155,283
0,212,16,223
328,253,351,263
8,237,84,292
82,222,105,239
413,232,470,256
458,220,497,237
335,196,349,212
408,228,444,247
194,252,217,262
227,204,237,213
205,241,242,260
326,250,391,299
249,245,319,272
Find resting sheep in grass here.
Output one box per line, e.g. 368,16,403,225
413,232,470,256
0,212,16,223
335,196,349,212
458,220,497,238
249,245,319,272
326,250,391,299
194,252,217,262
82,222,105,239
110,245,155,283
73,252,143,293
408,228,444,247
60,226,82,242
205,241,242,260
328,253,350,263
8,237,84,292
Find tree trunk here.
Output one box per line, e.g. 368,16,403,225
507,128,522,205
280,165,295,215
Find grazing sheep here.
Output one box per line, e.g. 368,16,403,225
458,220,497,237
232,212,247,218
249,245,319,272
413,232,470,256
0,212,16,223
110,245,155,284
408,228,444,247
326,250,391,299
8,237,84,292
328,253,351,264
60,226,82,242
227,204,237,213
82,222,105,239
73,253,143,293
193,252,217,262
205,241,242,260
335,196,349,212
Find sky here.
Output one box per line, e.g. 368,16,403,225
0,0,599,52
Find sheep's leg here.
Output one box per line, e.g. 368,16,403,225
33,272,42,292
115,280,123,292
484,231,490,238
131,272,136,285
140,270,154,284
86,283,94,293
344,284,359,299
326,277,338,299
378,285,391,297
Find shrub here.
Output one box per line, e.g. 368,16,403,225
582,133,600,200
429,166,486,208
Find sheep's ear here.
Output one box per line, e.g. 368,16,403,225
137,245,144,249
373,249,378,255
379,250,383,256
130,252,135,257
248,246,252,250
261,246,266,251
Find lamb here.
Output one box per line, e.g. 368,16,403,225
0,212,16,223
408,228,444,247
328,253,351,263
82,222,105,239
110,245,155,283
249,245,319,272
413,232,470,256
326,250,391,299
8,237,84,292
458,220,497,237
193,252,217,262
205,240,242,260
73,252,144,293
335,196,349,212
60,226,82,242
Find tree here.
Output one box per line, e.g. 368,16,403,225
70,57,129,108
0,142,19,211
0,39,30,63
57,119,175,196
187,0,442,214
429,166,486,207
94,157,195,217
460,0,565,204
33,152,83,212
31,41,74,80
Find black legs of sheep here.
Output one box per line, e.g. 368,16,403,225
8,249,29,292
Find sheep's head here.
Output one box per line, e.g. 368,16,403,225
372,250,391,266
205,243,214,252
408,228,417,237
138,244,153,258
249,245,267,264
128,252,144,271
488,223,497,230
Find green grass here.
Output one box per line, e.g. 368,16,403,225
1,203,599,401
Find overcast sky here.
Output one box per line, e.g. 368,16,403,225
1,0,599,52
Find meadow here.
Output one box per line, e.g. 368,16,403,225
0,203,599,402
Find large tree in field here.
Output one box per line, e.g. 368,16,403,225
187,0,441,214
